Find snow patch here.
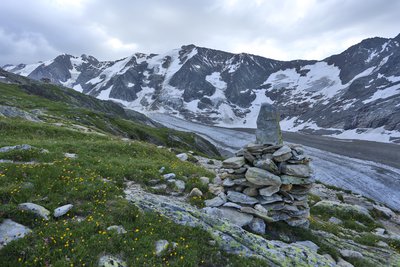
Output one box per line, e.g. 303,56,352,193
330,127,400,143
97,86,113,100
363,84,400,104
73,84,83,93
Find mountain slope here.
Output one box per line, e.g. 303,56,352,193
4,34,400,143
0,69,220,157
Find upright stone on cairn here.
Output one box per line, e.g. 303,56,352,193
255,103,283,145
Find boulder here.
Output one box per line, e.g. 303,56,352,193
340,249,363,259
18,203,50,220
0,144,33,153
255,103,283,145
189,188,203,197
372,205,395,219
245,167,281,186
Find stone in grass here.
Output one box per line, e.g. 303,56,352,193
18,203,50,220
0,219,32,249
106,225,127,234
64,153,77,159
163,173,176,180
176,153,188,161
248,217,266,235
54,204,73,218
199,177,210,185
189,188,203,197
98,255,127,267
340,249,363,259
328,216,343,225
155,239,170,256
0,144,33,153
167,179,185,192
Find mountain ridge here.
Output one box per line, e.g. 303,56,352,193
3,34,400,143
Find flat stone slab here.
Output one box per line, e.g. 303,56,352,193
222,157,245,169
245,167,282,186
54,204,73,218
18,202,50,220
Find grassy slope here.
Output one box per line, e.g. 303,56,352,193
0,81,267,266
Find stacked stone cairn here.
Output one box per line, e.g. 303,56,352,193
205,103,314,229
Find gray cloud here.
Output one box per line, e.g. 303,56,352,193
1,0,399,65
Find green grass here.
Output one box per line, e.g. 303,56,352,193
0,116,270,266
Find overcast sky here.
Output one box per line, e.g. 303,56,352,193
1,0,400,65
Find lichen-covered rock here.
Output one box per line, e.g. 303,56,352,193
18,203,50,220
248,218,266,235
106,225,127,234
253,158,280,174
125,182,335,266
189,188,203,197
245,167,281,186
204,207,254,227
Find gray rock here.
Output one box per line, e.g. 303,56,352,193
373,228,386,236
255,103,283,145
155,239,170,256
281,175,314,185
259,185,281,197
158,166,165,173
199,176,210,185
272,145,292,162
253,158,280,174
54,204,73,218
167,179,185,192
285,218,309,228
208,184,224,195
0,219,32,249
98,255,127,267
258,194,283,204
223,202,242,209
203,207,254,227
205,193,227,207
151,184,167,190
248,218,266,235
106,225,127,234
223,178,235,187
163,173,176,180
340,249,363,259
0,144,33,153
240,207,274,222
245,167,282,186
337,258,355,267
293,241,319,252
0,106,41,122
372,205,395,219
176,153,188,161
377,241,389,247
243,187,259,197
233,178,247,185
328,216,343,225
227,191,258,205
18,203,50,220
189,188,203,197
280,163,311,178
222,157,245,169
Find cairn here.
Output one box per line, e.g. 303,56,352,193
206,103,314,228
